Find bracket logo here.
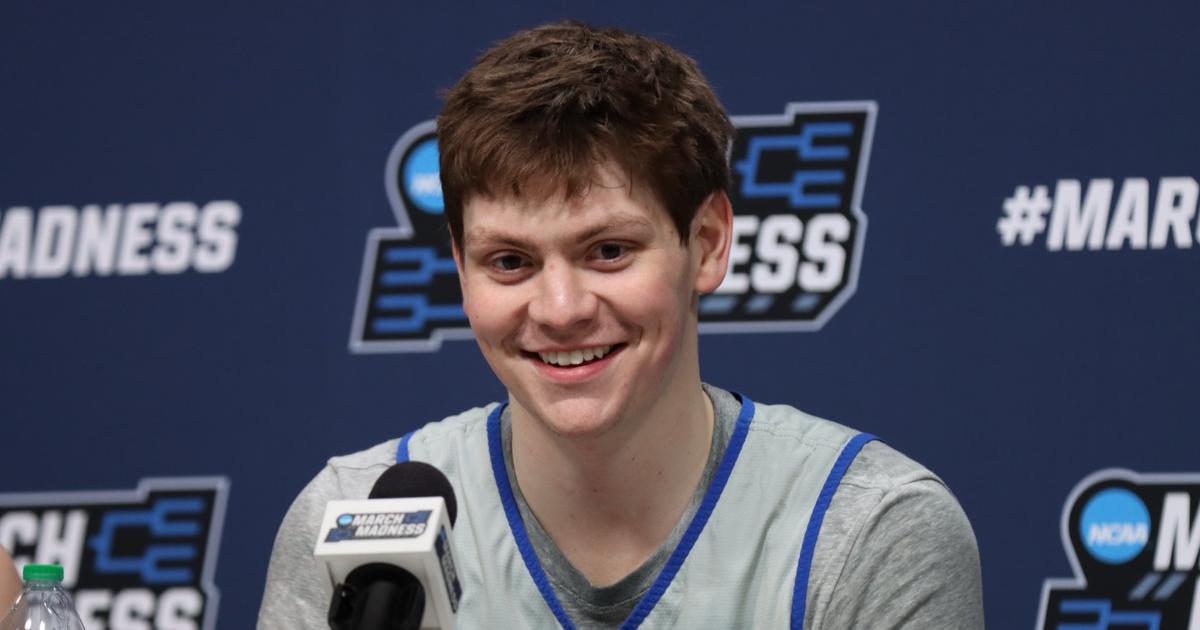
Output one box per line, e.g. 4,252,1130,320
349,102,876,352
704,101,876,333
0,477,228,630
349,121,469,353
1039,469,1200,629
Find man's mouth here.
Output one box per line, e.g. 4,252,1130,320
535,345,616,367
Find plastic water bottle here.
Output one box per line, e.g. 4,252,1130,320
0,564,86,630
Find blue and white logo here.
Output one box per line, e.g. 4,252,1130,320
0,477,228,630
349,120,471,353
703,102,876,334
402,138,443,214
1038,470,1200,630
1079,488,1150,564
337,513,354,527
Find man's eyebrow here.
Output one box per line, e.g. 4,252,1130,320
575,214,656,242
462,214,656,252
460,229,535,252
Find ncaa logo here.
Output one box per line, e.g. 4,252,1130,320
349,102,877,353
1079,488,1150,564
350,121,471,353
1039,469,1200,630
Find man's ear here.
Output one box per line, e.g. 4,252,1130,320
691,191,734,294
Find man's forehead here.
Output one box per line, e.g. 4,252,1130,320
465,165,657,212
481,156,660,204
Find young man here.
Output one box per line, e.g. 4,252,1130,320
258,22,984,630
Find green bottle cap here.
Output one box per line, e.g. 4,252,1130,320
22,564,64,581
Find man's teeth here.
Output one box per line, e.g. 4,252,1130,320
538,345,612,366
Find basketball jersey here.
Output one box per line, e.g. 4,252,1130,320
398,394,875,630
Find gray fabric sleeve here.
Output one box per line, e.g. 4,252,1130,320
256,442,397,630
806,444,985,630
255,466,344,630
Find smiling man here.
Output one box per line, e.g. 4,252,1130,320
258,21,984,630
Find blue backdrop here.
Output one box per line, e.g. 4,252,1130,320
2,2,1198,629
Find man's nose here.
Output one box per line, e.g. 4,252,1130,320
528,260,597,330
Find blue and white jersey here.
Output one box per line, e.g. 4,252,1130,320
398,394,875,630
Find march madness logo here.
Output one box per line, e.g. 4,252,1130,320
349,102,876,352
324,510,430,541
0,478,228,630
1039,469,1200,629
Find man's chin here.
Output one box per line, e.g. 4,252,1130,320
514,397,623,441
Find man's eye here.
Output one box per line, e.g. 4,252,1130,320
492,255,525,271
594,243,626,260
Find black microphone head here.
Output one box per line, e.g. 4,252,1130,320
368,461,458,526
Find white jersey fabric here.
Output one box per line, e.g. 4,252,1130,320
258,393,985,629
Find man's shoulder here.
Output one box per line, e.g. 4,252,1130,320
806,439,984,628
316,403,499,497
326,439,402,473
742,398,949,497
747,399,934,471
401,403,499,463
821,437,970,566
406,403,498,443
744,398,864,454
326,403,499,467
842,440,944,493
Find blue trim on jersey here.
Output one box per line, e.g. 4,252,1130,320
487,403,579,630
487,395,758,630
790,432,879,630
395,430,415,463
619,392,756,630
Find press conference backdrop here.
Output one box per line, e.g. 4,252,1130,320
1,3,1197,629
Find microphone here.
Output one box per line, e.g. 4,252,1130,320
314,461,462,630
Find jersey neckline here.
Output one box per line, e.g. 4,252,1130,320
486,393,757,630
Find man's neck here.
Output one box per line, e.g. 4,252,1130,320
510,383,715,586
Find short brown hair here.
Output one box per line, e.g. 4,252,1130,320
437,21,734,251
